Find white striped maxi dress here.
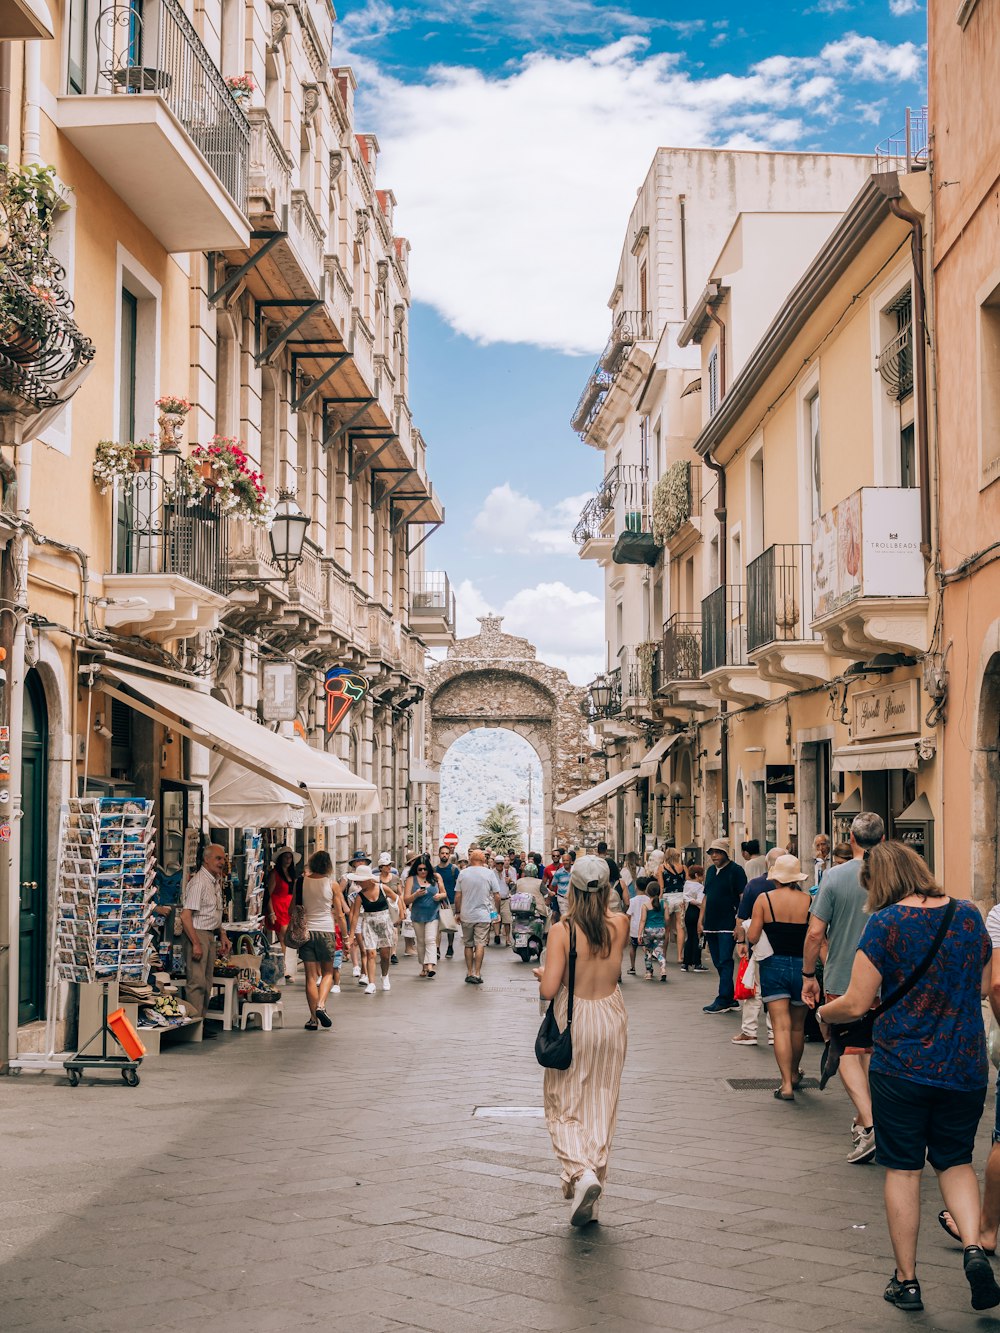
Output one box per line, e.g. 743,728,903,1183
543,985,628,1195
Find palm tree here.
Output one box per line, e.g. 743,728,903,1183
475,801,523,857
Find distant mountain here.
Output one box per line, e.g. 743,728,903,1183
439,728,544,854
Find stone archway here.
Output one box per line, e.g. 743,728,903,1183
426,616,605,851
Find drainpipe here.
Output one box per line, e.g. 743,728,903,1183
887,198,931,559
703,303,730,837
0,44,11,164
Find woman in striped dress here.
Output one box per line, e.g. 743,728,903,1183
534,855,630,1227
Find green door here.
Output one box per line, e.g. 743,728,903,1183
18,670,47,1025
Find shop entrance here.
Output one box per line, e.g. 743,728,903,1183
19,669,48,1024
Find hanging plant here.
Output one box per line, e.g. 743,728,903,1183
155,394,191,415
652,461,692,545
177,437,274,528
93,440,138,493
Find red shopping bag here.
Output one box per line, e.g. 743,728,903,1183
733,955,756,1001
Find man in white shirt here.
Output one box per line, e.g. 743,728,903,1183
455,850,496,985
180,844,231,1026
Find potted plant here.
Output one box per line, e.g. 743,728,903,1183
93,440,138,494
179,437,274,528
155,394,191,451
225,74,255,105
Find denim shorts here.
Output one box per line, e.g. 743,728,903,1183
757,954,805,1006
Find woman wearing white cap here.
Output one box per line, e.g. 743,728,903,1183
746,855,812,1100
347,864,400,994
534,855,629,1227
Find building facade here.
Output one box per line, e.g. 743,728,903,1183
0,0,454,1061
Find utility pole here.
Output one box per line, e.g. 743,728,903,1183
526,765,533,853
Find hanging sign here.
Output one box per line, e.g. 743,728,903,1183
262,662,297,722
853,679,920,740
765,764,796,794
324,667,369,733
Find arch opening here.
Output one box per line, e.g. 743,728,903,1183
439,727,545,855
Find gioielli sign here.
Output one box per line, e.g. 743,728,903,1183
852,679,920,741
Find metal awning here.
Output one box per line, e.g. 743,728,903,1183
98,668,381,819
832,738,919,773
556,767,639,816
638,733,681,780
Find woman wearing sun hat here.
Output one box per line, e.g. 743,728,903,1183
746,854,812,1101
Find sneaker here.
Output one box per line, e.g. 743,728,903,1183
847,1127,877,1165
494,935,501,946
352,965,361,978
464,975,475,984
471,976,484,985
731,1033,757,1045
446,947,454,958
390,954,398,965
382,977,391,992
692,965,708,973
315,1008,332,1028
884,1273,923,1312
964,1246,1000,1310
358,974,368,986
724,1001,741,1012
364,982,376,995
569,1170,602,1227
331,985,341,994
681,964,689,972
703,999,730,1014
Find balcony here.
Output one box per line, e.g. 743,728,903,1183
104,464,229,641
58,0,250,252
611,465,660,566
570,367,612,439
747,543,833,686
652,460,701,555
571,309,654,446
701,585,774,705
410,572,456,647
658,614,712,711
0,266,95,416
811,487,928,656
876,323,913,401
572,465,618,560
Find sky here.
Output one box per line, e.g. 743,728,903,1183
333,0,927,683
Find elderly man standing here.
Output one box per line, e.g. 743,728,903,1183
455,849,496,986
698,838,746,1015
180,844,231,1032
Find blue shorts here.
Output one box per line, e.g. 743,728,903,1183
758,955,805,1006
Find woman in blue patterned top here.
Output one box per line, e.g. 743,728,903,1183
820,842,998,1316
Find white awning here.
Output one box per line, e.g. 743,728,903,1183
638,733,681,780
208,754,305,830
833,738,919,773
100,668,381,819
409,762,441,785
556,767,639,816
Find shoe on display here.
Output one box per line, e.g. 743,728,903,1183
382,978,391,992
847,1128,877,1165
364,983,377,995
569,1170,602,1227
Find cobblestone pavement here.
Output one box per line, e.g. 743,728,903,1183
0,947,996,1332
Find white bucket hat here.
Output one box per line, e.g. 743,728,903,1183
770,854,808,884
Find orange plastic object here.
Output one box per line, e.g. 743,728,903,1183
108,1007,146,1060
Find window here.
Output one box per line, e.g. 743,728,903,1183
67,0,90,93
215,314,240,439
900,423,917,489
639,261,648,317
807,391,821,521
708,349,719,416
615,601,623,655
260,370,278,491
981,284,1000,487
119,289,137,443
748,448,765,558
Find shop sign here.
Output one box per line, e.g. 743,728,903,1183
853,679,920,741
262,662,297,722
813,488,923,617
323,667,369,733
765,764,796,794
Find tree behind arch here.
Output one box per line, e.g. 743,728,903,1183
475,801,523,857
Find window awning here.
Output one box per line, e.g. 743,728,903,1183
638,733,681,780
555,767,639,817
832,738,919,774
99,668,381,819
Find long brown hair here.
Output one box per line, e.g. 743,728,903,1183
564,882,612,957
860,841,946,913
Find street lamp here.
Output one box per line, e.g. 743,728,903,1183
590,673,611,715
268,489,310,577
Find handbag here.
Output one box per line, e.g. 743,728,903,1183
734,955,756,1001
535,925,577,1070
439,901,458,933
988,1013,1000,1073
820,897,957,1090
285,875,309,951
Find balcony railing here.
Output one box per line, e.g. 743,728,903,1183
115,465,229,594
87,0,250,210
747,544,819,653
0,264,95,411
874,106,928,174
701,584,747,674
247,107,292,216
572,464,619,545
411,572,456,631
600,309,654,376
570,367,612,434
876,323,913,400
661,614,703,685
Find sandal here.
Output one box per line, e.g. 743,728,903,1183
939,1211,997,1255
773,1089,795,1101
427,970,436,979
304,1019,318,1031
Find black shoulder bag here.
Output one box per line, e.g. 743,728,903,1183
535,925,577,1070
820,898,956,1090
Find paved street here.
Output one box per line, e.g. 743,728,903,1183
0,950,996,1333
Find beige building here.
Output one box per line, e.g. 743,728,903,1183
0,0,453,1062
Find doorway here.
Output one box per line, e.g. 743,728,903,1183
19,669,48,1025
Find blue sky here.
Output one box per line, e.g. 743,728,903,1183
335,0,927,681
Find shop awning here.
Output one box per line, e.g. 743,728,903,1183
99,668,381,819
832,738,919,773
410,762,441,785
555,767,639,816
638,733,681,780
209,754,305,830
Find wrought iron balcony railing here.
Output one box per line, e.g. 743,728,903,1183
88,0,250,210
572,464,620,545
0,263,95,410
876,322,913,400
115,464,229,594
599,309,654,376
661,614,703,685
570,366,613,434
747,543,819,653
701,584,747,674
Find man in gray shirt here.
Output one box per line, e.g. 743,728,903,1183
455,849,496,986
802,811,885,1165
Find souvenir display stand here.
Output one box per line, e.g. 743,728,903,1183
242,830,264,925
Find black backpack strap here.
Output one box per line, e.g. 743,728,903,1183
566,925,577,1028
875,898,957,1017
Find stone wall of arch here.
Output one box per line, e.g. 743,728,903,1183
425,616,606,851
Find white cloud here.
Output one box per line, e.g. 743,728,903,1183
454,578,604,683
348,34,926,354
469,483,590,556
889,0,920,14
338,0,662,45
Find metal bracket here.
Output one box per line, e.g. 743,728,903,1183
324,397,375,448
408,519,443,556
209,208,289,307
373,468,415,508
349,435,396,481
291,351,350,411
254,281,325,366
